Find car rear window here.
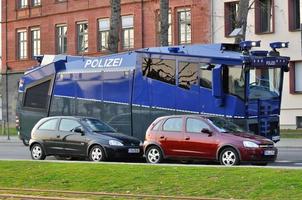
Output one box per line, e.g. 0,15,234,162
163,118,182,132
38,119,58,130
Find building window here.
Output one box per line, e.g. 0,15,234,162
77,22,88,53
32,0,41,6
18,0,28,9
289,0,300,31
224,1,239,37
56,25,67,54
297,117,302,129
178,8,191,44
122,15,134,49
17,30,27,60
291,62,302,93
156,10,172,46
98,18,110,51
255,0,274,34
31,28,40,58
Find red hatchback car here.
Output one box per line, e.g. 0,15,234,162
144,115,277,166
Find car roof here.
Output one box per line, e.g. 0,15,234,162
156,114,220,120
41,116,97,120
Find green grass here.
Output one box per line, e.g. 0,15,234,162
281,129,302,139
0,127,18,136
0,161,301,200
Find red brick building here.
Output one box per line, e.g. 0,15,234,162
1,0,211,127
2,0,211,72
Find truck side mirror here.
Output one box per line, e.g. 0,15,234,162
212,64,225,107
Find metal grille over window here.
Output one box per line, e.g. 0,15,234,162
31,28,40,58
178,62,198,90
18,30,27,60
24,80,51,109
98,18,110,51
142,58,176,85
178,9,191,44
56,25,67,54
77,22,88,53
122,15,134,49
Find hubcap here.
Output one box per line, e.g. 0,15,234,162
222,151,236,166
148,148,160,163
32,146,42,160
91,147,103,161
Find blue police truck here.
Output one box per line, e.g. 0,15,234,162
16,41,289,145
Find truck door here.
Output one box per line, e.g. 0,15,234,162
19,78,54,144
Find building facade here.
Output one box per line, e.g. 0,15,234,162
1,0,211,126
212,0,302,129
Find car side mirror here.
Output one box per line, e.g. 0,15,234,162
74,127,85,135
201,128,212,135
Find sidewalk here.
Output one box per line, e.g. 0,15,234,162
0,136,20,143
276,138,302,148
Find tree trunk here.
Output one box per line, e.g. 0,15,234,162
235,0,250,43
108,0,121,53
160,0,169,46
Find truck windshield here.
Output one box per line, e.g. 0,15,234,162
81,118,116,133
249,67,281,100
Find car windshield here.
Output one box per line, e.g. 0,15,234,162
207,117,245,133
81,118,116,133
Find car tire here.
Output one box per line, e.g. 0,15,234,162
89,145,106,162
22,139,29,146
146,146,163,164
31,143,46,160
219,147,239,166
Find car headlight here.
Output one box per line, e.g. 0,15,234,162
243,141,259,148
109,140,124,146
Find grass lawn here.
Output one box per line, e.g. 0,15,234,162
281,129,302,139
0,161,301,200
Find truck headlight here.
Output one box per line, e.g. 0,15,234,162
109,140,124,146
243,141,259,148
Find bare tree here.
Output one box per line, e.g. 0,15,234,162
108,0,121,53
234,0,250,43
160,0,169,46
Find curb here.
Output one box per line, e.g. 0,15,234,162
0,188,240,200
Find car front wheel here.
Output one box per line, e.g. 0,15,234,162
89,145,106,162
31,143,46,160
219,147,239,166
146,146,163,164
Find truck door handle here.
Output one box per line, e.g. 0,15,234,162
56,135,60,138
185,136,190,140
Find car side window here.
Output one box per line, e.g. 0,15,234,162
38,119,58,130
186,118,211,133
163,118,182,132
152,119,163,131
59,119,82,132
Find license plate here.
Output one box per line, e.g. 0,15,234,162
264,150,275,156
128,148,140,153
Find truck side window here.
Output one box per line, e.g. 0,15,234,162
23,80,51,109
199,64,212,89
178,62,198,90
142,58,176,85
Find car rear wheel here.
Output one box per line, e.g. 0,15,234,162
89,145,106,162
146,146,163,164
219,147,239,166
31,144,46,160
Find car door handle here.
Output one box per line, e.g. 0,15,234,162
160,135,165,139
185,136,190,140
56,135,60,138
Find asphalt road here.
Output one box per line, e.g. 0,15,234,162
0,137,302,167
